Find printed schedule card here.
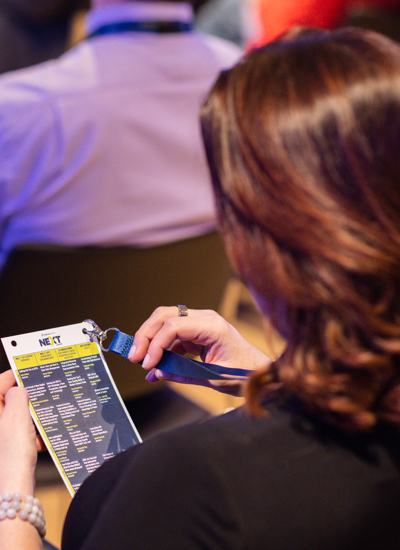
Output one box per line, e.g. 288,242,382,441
2,321,141,496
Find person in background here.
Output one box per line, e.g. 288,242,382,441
0,0,241,273
3,25,400,549
0,0,89,74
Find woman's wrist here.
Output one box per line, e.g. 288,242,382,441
0,469,35,497
0,492,46,539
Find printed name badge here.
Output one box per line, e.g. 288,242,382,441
1,321,141,496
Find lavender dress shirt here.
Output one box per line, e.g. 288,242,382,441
0,2,242,270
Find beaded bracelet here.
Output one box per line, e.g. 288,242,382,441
0,492,46,538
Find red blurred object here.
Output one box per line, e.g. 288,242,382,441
249,0,399,48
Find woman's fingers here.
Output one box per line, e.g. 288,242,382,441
36,433,47,453
1,387,37,456
129,306,183,362
145,369,207,385
0,370,17,410
0,387,37,494
136,313,223,370
129,307,217,365
0,378,45,453
3,386,31,425
146,368,243,396
128,306,272,396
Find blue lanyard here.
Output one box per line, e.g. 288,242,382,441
88,20,193,39
107,329,253,381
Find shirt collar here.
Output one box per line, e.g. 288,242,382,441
86,2,194,35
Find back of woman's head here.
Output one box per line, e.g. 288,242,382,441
201,27,400,430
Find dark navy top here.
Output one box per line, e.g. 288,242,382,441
63,401,400,549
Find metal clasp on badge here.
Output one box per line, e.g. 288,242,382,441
82,319,119,352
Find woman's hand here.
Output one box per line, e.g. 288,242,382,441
129,307,271,395
0,370,39,495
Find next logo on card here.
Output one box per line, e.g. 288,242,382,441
39,335,62,347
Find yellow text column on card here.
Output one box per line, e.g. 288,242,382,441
14,354,38,370
56,346,79,362
34,349,58,366
76,342,100,358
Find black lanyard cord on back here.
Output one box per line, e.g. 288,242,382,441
87,20,193,38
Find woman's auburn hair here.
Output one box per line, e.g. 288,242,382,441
201,27,400,430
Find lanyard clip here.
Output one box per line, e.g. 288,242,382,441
83,319,119,352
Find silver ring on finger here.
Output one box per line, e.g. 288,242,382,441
177,305,188,317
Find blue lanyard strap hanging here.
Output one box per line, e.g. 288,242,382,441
84,320,253,381
88,20,193,39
